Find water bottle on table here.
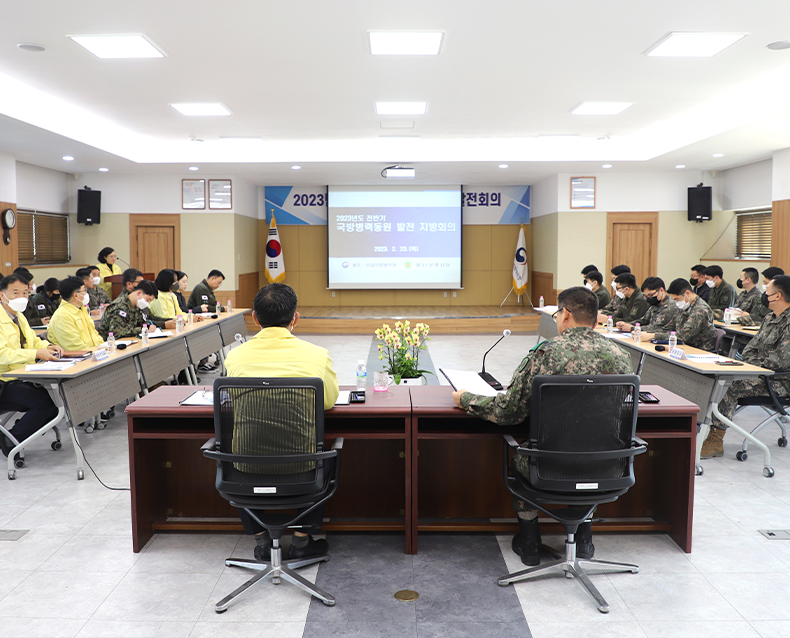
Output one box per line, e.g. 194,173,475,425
227,299,232,313
356,360,367,390
632,323,641,343
187,309,193,326
141,324,149,347
668,331,677,350
606,316,613,333
107,332,116,354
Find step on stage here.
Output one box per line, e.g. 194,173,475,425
296,305,540,334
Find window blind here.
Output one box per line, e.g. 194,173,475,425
16,210,70,264
736,210,771,259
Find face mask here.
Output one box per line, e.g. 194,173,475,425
81,293,90,306
706,279,715,288
675,299,690,311
736,279,743,289
689,277,698,287
761,292,773,309
584,282,593,290
137,298,150,310
761,284,767,293
615,290,625,300
170,282,180,292
4,294,28,313
92,277,101,286
51,293,60,302
645,295,660,307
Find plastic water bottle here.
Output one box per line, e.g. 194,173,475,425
107,332,116,354
633,323,641,343
141,324,149,347
668,331,677,350
356,360,367,390
606,316,613,333
187,309,194,326
99,303,105,318
227,299,232,313
724,308,732,326
175,314,185,334
539,296,544,308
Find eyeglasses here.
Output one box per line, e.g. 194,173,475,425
644,291,658,299
552,308,563,321
615,286,626,292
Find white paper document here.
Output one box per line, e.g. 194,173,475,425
147,328,173,338
602,333,630,339
685,354,729,363
179,390,214,406
535,304,558,314
439,369,505,397
334,391,351,405
25,361,76,371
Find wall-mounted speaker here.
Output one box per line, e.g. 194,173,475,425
77,189,101,225
688,186,712,222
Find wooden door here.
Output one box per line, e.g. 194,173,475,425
607,212,658,287
129,214,181,273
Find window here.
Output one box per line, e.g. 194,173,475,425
735,209,771,259
17,209,70,264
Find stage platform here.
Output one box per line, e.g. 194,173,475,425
295,305,541,334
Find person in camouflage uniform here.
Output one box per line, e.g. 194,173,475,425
641,278,718,351
704,265,737,321
701,275,790,458
606,273,649,325
76,267,111,312
453,286,632,566
598,264,631,318
617,276,676,335
729,268,762,326
756,267,785,322
97,280,174,340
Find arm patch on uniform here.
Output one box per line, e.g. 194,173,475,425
201,295,208,300
118,310,127,318
37,304,45,310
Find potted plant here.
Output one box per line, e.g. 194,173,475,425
375,320,432,385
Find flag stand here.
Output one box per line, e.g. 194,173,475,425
500,288,534,308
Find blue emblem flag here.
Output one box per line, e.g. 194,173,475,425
512,225,528,295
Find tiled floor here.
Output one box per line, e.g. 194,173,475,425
2,333,790,637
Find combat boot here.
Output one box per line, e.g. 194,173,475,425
701,426,725,459
512,517,541,566
576,521,595,559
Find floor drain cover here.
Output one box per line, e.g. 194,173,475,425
394,590,419,601
759,529,790,540
0,530,29,541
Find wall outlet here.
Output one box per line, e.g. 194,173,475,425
444,291,447,297
331,291,335,297
453,291,457,297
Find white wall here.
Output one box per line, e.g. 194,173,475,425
531,174,560,218
772,148,790,201
719,160,772,210
0,152,16,203
16,162,70,212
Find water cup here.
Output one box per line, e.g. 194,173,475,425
373,371,395,392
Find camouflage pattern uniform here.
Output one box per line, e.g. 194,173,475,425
652,295,718,351
594,286,610,310
611,289,649,324
732,287,762,326
97,294,168,340
712,306,790,430
459,326,633,514
87,285,111,311
627,294,677,334
599,286,622,316
708,280,737,321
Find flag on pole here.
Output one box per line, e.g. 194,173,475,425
512,224,528,295
265,212,286,284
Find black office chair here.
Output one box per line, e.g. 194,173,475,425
202,377,343,611
498,375,647,613
735,372,790,462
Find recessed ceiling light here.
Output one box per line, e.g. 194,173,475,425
69,35,164,59
676,164,686,169
376,102,427,115
62,155,74,161
712,153,724,158
602,164,613,169
536,134,580,140
645,32,745,57
767,40,790,51
498,164,509,169
188,166,199,171
369,32,444,55
17,43,47,53
171,103,231,116
99,167,109,172
572,102,633,115
291,165,301,170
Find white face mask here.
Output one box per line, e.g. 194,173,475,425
611,281,617,292
761,284,767,293
584,282,593,290
92,277,101,286
675,297,690,311
4,293,28,313
705,279,715,288
81,292,90,306
137,298,150,310
615,290,625,300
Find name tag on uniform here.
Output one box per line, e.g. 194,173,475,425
118,310,127,318
201,295,208,301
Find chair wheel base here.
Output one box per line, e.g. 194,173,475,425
736,451,747,462
779,437,787,447
695,464,703,476
764,466,775,478
215,608,227,614
51,441,62,450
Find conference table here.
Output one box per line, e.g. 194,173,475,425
535,306,775,476
4,309,249,480
714,320,761,357
125,382,699,555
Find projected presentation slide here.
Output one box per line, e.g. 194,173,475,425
327,186,462,289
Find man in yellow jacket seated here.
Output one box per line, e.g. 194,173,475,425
47,277,104,351
0,274,62,457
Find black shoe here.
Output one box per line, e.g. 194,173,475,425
107,407,116,418
576,521,595,559
512,518,541,566
253,542,271,562
99,412,111,422
287,536,329,560
0,434,10,457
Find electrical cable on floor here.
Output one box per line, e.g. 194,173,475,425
72,434,130,491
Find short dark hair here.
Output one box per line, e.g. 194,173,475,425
97,247,114,264
89,265,100,274
154,268,177,293
43,277,59,293
0,274,27,290
614,273,637,289
704,265,723,279
557,286,598,326
771,275,790,302
667,278,692,295
691,264,707,275
13,267,32,283
611,264,631,276
742,268,759,284
176,271,187,280
75,267,92,280
208,269,225,280
254,283,298,328
641,276,665,292
581,264,598,276
585,270,603,286
122,268,144,287
59,276,85,301
134,280,158,297
763,266,785,280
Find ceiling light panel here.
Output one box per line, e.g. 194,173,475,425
376,102,427,115
369,32,443,55
572,102,633,115
645,32,745,57
69,35,164,59
171,103,231,116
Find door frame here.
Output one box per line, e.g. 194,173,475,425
129,214,181,272
606,212,659,281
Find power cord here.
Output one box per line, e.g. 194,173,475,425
72,434,130,491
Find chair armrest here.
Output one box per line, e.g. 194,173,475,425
201,437,216,452
503,434,520,449
332,437,344,451
634,436,648,447
767,372,790,379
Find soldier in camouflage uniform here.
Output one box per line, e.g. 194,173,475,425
97,280,174,340
701,275,790,458
597,264,631,318
617,276,676,335
704,265,737,321
453,286,632,566
729,268,762,326
77,267,111,311
756,267,785,322
641,278,718,351
607,273,649,325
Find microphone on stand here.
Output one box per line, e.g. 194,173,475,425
116,257,131,268
479,329,511,390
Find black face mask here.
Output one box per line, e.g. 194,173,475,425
50,293,60,302
736,279,743,289
170,282,180,292
762,292,772,308
689,278,698,287
645,295,660,307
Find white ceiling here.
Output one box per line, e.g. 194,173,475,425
2,0,790,185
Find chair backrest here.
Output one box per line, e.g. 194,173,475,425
212,377,326,499
528,374,640,492
714,328,726,354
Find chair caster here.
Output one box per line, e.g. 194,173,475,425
96,422,106,431
215,608,227,614
736,451,747,462
764,467,775,478
8,470,15,480
779,437,787,447
695,464,703,476
85,424,94,434
14,458,24,469
51,441,62,451
77,469,84,480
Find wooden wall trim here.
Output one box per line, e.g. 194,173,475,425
772,199,790,274
129,214,181,271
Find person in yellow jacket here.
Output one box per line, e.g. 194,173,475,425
0,274,61,456
47,277,104,351
96,247,122,297
150,269,180,319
